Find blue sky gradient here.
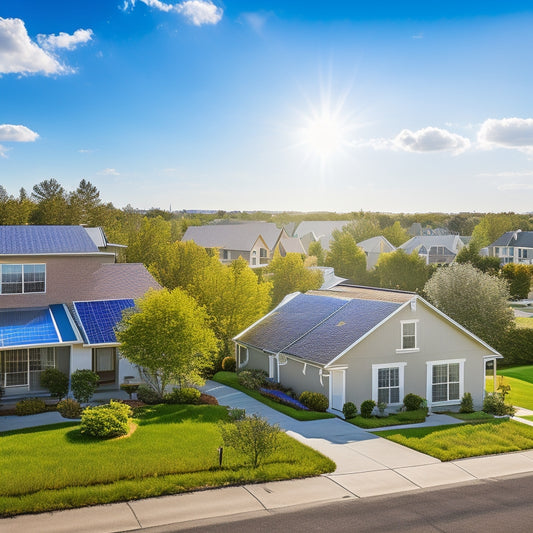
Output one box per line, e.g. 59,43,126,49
1,1,533,212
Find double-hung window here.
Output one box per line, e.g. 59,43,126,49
427,359,465,405
1,264,46,294
372,363,406,405
397,320,418,352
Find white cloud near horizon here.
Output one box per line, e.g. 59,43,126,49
0,124,39,142
365,126,470,154
37,28,93,51
0,17,68,75
124,0,223,26
497,183,533,191
478,118,533,152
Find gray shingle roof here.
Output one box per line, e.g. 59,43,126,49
236,292,403,365
490,230,533,248
399,235,462,254
0,225,99,255
294,221,351,251
182,222,282,251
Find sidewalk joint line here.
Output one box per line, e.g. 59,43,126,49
323,475,360,499
126,501,142,529
243,485,269,511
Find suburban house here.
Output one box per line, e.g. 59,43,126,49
290,220,351,253
0,225,160,398
488,230,533,265
234,285,501,412
399,235,464,265
182,222,286,266
357,236,396,270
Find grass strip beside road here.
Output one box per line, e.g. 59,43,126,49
378,419,533,461
0,404,334,517
212,371,335,421
346,409,427,429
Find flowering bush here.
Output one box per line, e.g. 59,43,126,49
260,388,310,410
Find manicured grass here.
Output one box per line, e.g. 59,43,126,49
212,371,335,421
489,374,533,410
516,317,533,328
0,404,335,517
378,419,533,461
498,365,533,385
446,411,495,422
521,415,533,422
347,409,426,429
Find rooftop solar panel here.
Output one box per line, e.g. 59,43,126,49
0,308,59,348
50,304,79,342
74,299,135,344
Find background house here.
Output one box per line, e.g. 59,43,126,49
0,225,160,398
489,230,533,265
357,236,396,270
182,222,285,266
234,286,500,412
399,235,464,265
290,221,351,253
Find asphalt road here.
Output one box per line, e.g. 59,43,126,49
139,473,533,533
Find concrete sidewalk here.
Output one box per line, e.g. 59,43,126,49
4,382,533,532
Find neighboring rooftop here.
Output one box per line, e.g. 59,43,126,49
399,234,463,255
0,225,99,255
490,230,533,248
293,221,351,251
308,284,415,303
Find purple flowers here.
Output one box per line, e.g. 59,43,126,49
259,388,309,410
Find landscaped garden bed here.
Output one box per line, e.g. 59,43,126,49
378,419,533,461
346,408,427,429
212,371,335,421
0,403,334,517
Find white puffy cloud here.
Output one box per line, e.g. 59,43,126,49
0,17,67,75
124,0,223,26
37,29,93,51
0,124,39,142
478,118,533,151
392,127,470,154
98,168,120,176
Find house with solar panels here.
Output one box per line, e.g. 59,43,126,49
234,286,502,412
0,225,160,398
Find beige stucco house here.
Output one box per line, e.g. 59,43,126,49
234,286,501,413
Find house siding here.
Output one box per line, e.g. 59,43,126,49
278,357,327,395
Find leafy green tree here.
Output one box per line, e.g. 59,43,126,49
308,240,325,265
471,213,531,248
68,179,102,225
424,263,514,346
374,250,433,292
325,229,367,281
30,178,69,224
70,369,100,403
501,263,532,300
220,414,281,468
116,288,218,395
455,243,501,274
343,214,381,243
382,221,410,247
268,251,323,307
125,216,171,267
193,257,272,357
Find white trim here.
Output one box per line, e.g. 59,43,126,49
426,358,465,407
329,369,345,411
372,362,406,405
399,319,418,351
302,363,307,375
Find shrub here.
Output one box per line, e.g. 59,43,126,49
136,384,163,405
360,399,376,418
228,407,246,422
71,369,100,403
342,402,357,419
482,392,516,416
459,392,474,414
80,400,132,439
57,399,82,419
120,383,140,399
40,368,69,399
15,397,47,416
403,393,424,411
221,356,237,372
299,391,329,412
220,414,281,468
164,387,201,404
237,369,268,390
260,388,309,410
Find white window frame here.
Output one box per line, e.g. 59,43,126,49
426,359,465,407
396,320,419,353
0,263,46,295
372,362,406,405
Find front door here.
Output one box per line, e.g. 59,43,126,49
330,370,345,411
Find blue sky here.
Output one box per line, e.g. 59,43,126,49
1,1,533,213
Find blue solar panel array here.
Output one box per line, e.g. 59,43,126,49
237,293,348,353
0,308,59,348
50,304,78,342
0,225,98,254
74,299,135,344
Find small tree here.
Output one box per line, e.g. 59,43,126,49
40,368,69,399
501,263,532,300
220,414,281,468
71,369,100,403
325,229,367,282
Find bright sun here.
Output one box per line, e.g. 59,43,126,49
301,110,347,158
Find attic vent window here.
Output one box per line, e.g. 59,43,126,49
336,321,346,327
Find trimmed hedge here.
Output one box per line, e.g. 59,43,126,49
299,391,329,412
494,328,533,366
40,368,69,399
221,356,236,372
136,384,162,405
15,398,47,416
360,399,376,418
164,387,201,404
403,393,425,411
57,399,82,419
342,402,357,419
80,401,133,439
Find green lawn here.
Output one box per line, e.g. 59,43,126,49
379,420,533,461
212,371,335,421
0,404,334,517
347,409,426,429
487,367,533,410
498,365,533,385
516,316,533,328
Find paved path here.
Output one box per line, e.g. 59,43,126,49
4,382,533,532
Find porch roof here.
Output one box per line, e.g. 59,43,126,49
0,307,59,348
